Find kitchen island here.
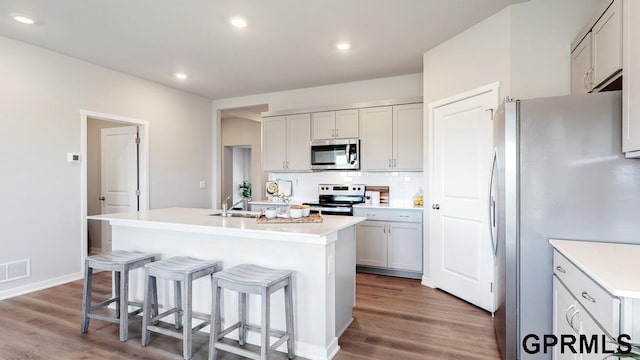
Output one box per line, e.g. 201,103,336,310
88,207,365,360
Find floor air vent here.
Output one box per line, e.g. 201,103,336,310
0,259,30,283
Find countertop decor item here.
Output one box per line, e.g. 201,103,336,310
365,186,389,203
256,213,323,223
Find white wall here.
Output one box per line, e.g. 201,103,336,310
0,35,212,298
421,0,604,285
211,73,423,205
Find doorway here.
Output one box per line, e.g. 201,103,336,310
80,111,149,263
220,105,267,208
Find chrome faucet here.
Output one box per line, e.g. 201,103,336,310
221,195,232,217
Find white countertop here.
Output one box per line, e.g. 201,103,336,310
549,239,640,299
353,203,424,210
88,207,365,242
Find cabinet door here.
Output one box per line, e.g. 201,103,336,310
576,301,614,360
311,111,336,140
553,277,579,360
571,33,593,94
623,0,640,154
263,116,287,171
359,107,393,170
356,221,387,267
592,0,622,88
335,109,359,138
286,113,311,171
393,103,423,170
387,222,422,272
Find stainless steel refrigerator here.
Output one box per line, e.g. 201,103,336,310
491,91,640,359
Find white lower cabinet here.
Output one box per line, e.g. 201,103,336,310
354,207,423,276
553,277,579,360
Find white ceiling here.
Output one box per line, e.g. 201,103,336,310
0,0,526,100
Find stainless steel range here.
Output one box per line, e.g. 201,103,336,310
303,184,365,216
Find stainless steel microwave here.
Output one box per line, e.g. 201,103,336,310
310,138,360,170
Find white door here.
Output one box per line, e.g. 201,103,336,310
100,126,139,252
285,113,311,171
263,116,287,171
430,89,496,312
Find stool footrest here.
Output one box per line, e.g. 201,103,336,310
192,320,211,333
88,297,118,311
214,341,261,360
87,313,121,324
219,322,241,338
153,307,179,322
192,311,210,322
270,334,290,352
146,325,184,340
244,323,287,338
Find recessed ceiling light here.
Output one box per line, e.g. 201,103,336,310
13,15,35,25
336,42,351,51
175,72,188,80
229,16,247,29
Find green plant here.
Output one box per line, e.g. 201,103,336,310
239,180,251,198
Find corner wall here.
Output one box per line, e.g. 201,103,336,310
0,35,213,298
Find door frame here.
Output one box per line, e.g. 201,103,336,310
80,110,149,272
426,81,500,291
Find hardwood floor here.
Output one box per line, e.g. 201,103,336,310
0,272,499,359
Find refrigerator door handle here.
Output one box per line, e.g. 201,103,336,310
488,148,498,265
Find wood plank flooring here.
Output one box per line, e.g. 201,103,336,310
0,272,499,359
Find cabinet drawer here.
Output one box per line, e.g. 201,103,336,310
553,250,620,336
353,208,422,222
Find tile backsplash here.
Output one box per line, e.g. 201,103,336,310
267,171,424,203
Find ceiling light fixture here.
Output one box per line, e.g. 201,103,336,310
229,16,247,29
336,42,351,51
13,15,35,25
175,72,188,80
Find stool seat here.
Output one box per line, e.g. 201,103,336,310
209,264,295,360
142,256,217,360
87,250,157,266
212,264,290,288
146,256,217,275
81,250,157,342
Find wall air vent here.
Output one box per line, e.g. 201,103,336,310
0,259,30,283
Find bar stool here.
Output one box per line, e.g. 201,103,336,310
209,264,294,360
141,256,217,360
81,250,157,341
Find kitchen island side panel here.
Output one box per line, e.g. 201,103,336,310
110,223,353,360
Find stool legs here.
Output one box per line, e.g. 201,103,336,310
183,275,193,360
119,267,129,341
260,287,270,360
284,282,295,359
238,292,247,346
209,278,221,360
80,262,93,334
175,280,183,330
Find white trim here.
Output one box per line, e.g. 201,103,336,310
427,81,501,111
0,272,83,301
80,110,150,273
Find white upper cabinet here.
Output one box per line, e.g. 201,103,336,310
570,0,622,94
359,106,394,170
263,114,311,171
393,104,423,170
592,0,622,88
623,0,640,156
360,104,423,171
571,32,593,94
311,109,358,140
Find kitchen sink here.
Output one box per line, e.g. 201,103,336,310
209,211,261,218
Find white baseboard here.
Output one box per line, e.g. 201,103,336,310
0,272,83,301
421,276,436,288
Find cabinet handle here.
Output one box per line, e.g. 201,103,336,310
555,266,566,274
581,291,596,303
332,129,335,138
568,306,580,334
564,304,576,329
583,73,589,90
394,158,397,168
335,128,339,137
587,68,594,85
388,159,392,168
399,215,410,218
383,225,386,233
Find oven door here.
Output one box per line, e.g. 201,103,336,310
310,139,359,170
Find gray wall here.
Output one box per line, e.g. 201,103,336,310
0,35,212,298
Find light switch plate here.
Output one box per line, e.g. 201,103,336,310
199,180,207,189
67,153,80,163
